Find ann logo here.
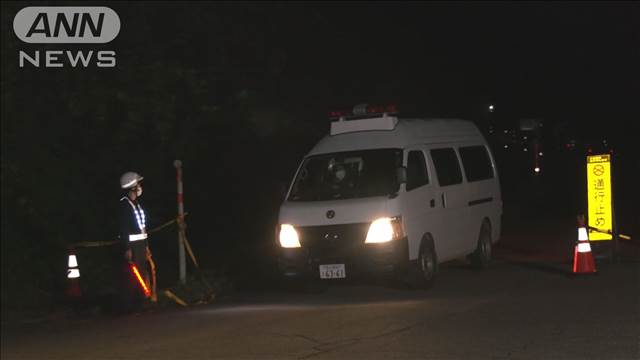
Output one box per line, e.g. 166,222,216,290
13,7,120,43
26,12,105,39
13,7,120,68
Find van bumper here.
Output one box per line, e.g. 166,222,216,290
277,236,409,279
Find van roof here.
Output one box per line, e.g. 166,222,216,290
308,118,482,156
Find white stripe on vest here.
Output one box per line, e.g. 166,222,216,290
121,197,147,242
129,233,148,241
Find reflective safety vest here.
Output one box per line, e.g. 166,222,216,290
121,197,147,242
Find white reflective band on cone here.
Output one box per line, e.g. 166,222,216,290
578,227,589,241
577,242,592,253
129,233,148,242
67,269,80,279
68,254,78,268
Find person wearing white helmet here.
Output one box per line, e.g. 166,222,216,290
118,171,151,311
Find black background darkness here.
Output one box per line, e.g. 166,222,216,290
1,1,638,309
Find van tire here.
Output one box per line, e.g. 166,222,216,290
470,223,492,269
409,238,437,290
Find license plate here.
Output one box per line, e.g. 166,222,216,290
319,264,346,279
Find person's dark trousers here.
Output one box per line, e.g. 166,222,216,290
116,242,148,314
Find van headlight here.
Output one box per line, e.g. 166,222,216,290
279,224,301,248
365,217,404,244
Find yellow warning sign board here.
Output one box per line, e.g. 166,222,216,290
586,154,612,241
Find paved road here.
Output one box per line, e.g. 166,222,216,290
3,174,639,359
2,253,638,359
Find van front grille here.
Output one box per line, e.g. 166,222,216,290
297,223,369,260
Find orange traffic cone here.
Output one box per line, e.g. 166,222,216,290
66,249,82,298
573,216,597,274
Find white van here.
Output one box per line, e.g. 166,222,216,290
276,105,501,288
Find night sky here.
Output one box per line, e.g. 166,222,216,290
143,2,637,134
4,2,638,136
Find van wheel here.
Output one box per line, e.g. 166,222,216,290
409,240,437,290
470,223,492,269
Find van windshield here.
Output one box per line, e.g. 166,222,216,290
288,148,403,201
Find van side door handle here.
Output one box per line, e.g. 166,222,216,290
429,198,435,208
441,193,446,208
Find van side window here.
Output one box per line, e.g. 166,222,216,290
407,150,429,191
430,148,462,186
459,145,494,182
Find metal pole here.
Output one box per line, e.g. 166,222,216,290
174,160,186,285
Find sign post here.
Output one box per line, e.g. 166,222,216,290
586,154,616,258
174,160,186,285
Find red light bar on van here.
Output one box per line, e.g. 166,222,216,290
329,110,350,119
329,104,398,120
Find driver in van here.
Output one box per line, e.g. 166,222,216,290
328,161,356,197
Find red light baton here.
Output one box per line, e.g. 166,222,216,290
130,263,151,298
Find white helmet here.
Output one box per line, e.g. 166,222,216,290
120,172,144,189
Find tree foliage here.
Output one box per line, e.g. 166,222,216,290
1,3,327,310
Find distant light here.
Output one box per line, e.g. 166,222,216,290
523,136,528,140
489,105,494,112
523,148,528,152
504,144,509,149
534,167,540,173
538,152,543,156
504,130,508,134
